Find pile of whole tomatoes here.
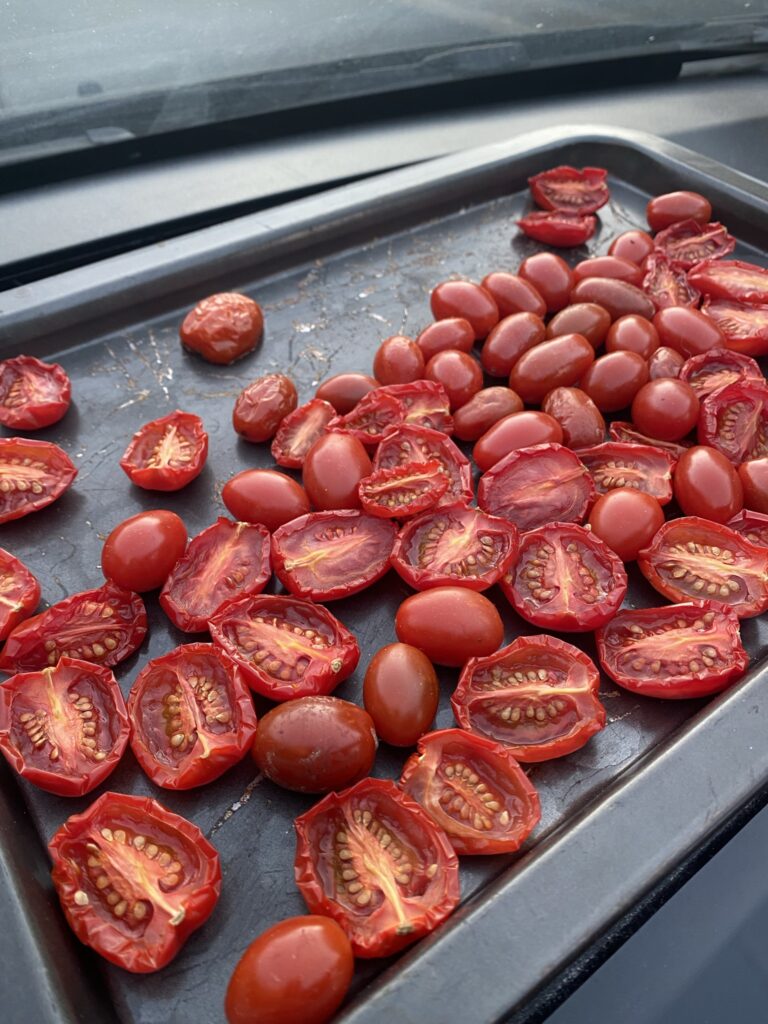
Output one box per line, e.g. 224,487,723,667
0,166,767,1024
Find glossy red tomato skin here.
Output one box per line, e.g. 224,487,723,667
180,291,263,364
424,350,482,410
375,381,453,434
606,315,660,360
101,510,187,593
609,229,655,265
0,437,77,524
680,349,763,399
697,382,768,463
453,387,523,442
358,460,449,518
481,313,546,377
596,601,748,699
518,253,575,312
328,390,404,446
0,356,72,429
546,303,611,347
646,191,712,232
727,509,768,547
303,433,372,510
576,442,675,504
49,791,221,972
653,307,725,359
222,469,310,531
128,643,258,790
363,643,439,746
648,346,685,380
452,635,604,762
517,211,596,247
541,387,605,449
225,916,354,1024
688,259,768,306
232,374,297,442
0,548,40,641
120,410,208,491
271,399,336,468
509,333,595,405
570,277,655,321
373,335,425,385
587,488,665,561
579,351,649,413
415,317,475,361
652,219,735,270
374,424,472,503
396,587,504,667
701,298,768,357
642,252,701,311
254,697,376,793
573,256,643,287
631,379,700,441
430,280,499,340
674,446,744,524
480,273,547,319
739,459,768,514
400,729,541,855
315,373,378,414
0,657,129,796
473,411,563,472
528,165,609,214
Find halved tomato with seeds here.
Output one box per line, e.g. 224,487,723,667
0,657,129,796
0,356,72,430
294,777,459,958
327,390,404,445
679,348,763,399
400,729,540,855
391,503,519,591
528,166,609,214
652,220,735,270
477,443,594,532
120,410,207,492
0,437,77,524
127,643,257,789
501,522,627,632
452,635,605,761
642,252,701,310
697,381,768,463
0,581,147,674
358,460,450,518
596,602,748,699
376,381,454,434
209,593,359,701
608,421,691,459
701,298,768,357
159,518,270,633
374,425,472,504
727,509,768,548
517,211,596,247
49,791,221,972
688,259,768,305
271,399,336,469
637,516,768,617
0,547,40,641
575,441,675,503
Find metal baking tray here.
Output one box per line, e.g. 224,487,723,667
1,126,767,1024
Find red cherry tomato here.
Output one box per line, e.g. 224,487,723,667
528,165,609,214
518,252,575,312
400,729,541,854
373,335,425,385
473,411,563,472
609,421,690,459
49,791,221,972
0,356,72,430
652,219,735,270
573,256,643,287
517,210,596,247
596,602,747,699
642,252,701,310
501,522,627,632
453,387,523,442
509,333,595,405
0,548,40,641
294,777,460,958
232,374,297,442
424,349,483,410
0,657,129,796
120,410,208,491
570,277,655,320
648,346,685,380
180,292,263,364
101,510,187,593
363,643,439,747
608,229,655,265
430,280,499,340
541,387,606,449
415,318,475,360
546,303,611,347
701,298,768,357
222,469,310,531
225,916,354,1024
688,259,768,306
697,382,768,463
646,191,712,232
679,348,763,399
587,488,665,561
739,459,768,514
480,272,547,318
576,441,675,504
481,312,546,377
253,696,376,793
674,446,744,523
0,437,77,524
328,389,404,445
452,635,605,761
374,424,472,503
631,379,700,441
395,587,503,667
358,460,449,518
315,373,378,413
727,509,768,547
128,643,257,789
303,432,372,510
606,314,659,359
579,351,649,413
271,399,336,468
653,306,725,358
375,380,454,433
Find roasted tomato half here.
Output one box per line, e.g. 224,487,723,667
376,381,454,434
477,443,594,532
501,523,627,632
391,503,519,592
120,410,208,491
688,259,768,306
575,441,675,504
727,509,768,548
0,356,72,430
642,252,701,310
697,381,768,463
0,437,77,524
0,657,129,796
701,298,768,357
127,643,257,789
452,635,605,761
652,220,735,270
608,421,691,460
271,399,336,469
679,348,763,399
528,166,609,214
0,547,40,641
400,729,540,855
517,211,596,247
596,602,748,700
271,510,396,602
638,516,768,617
328,389,404,445
159,518,270,633
294,778,459,958
374,424,472,504
0,581,147,674
49,791,221,972
209,593,359,701
358,460,450,519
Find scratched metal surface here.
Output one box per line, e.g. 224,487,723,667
1,167,767,1024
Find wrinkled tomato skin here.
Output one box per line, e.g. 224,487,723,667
546,303,611,347
728,509,768,547
415,318,475,361
232,374,297,442
509,333,595,405
697,382,768,464
587,488,665,562
481,312,546,377
430,280,499,340
641,252,701,311
315,373,378,414
271,399,336,469
528,165,609,214
101,510,187,593
579,351,649,413
674,446,744,524
363,643,439,746
573,256,643,287
424,350,483,410
396,587,503,667
373,336,425,385
480,273,547,319
0,657,129,796
518,252,575,313
222,469,310,531
225,916,354,1024
653,307,725,359
517,211,596,247
0,548,40,641
253,696,377,793
120,410,208,492
453,387,523,442
180,292,263,364
576,442,676,505
608,229,655,265
473,411,563,472
679,349,763,399
648,346,685,380
541,387,606,449
0,356,72,430
646,191,712,232
0,437,77,524
609,421,690,459
631,379,700,442
570,277,655,321
606,315,660,360
739,459,768,514
303,433,372,510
